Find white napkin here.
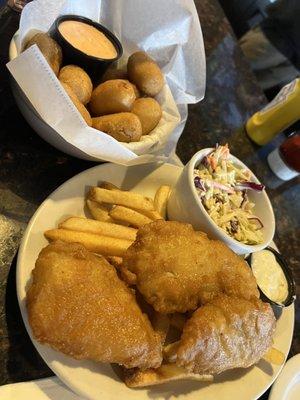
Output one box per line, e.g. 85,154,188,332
7,0,206,165
0,377,82,400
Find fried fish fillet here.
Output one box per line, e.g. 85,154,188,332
170,295,276,374
122,221,259,313
27,241,162,369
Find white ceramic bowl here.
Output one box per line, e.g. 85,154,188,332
8,32,182,162
167,148,275,254
9,33,99,161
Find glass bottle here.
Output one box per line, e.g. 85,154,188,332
267,133,300,181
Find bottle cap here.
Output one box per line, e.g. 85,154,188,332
267,148,299,181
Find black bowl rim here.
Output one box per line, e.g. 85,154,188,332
246,246,296,307
53,14,123,62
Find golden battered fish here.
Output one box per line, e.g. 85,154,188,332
171,295,276,374
122,221,259,313
27,241,162,369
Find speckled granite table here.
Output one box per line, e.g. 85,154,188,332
0,0,299,398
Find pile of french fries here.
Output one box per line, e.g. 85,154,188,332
44,181,171,258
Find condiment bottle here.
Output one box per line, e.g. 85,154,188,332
267,133,300,181
246,79,300,145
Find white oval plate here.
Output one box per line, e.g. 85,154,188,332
269,354,300,400
17,162,295,400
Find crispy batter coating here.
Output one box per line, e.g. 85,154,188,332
174,295,276,374
122,221,259,313
27,241,162,369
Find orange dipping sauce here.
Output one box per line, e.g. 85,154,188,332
58,20,117,59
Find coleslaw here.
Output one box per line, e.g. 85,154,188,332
194,144,265,245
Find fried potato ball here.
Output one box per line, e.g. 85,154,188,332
61,82,92,126
59,65,93,105
127,51,164,96
24,33,62,76
101,65,128,82
131,97,162,135
92,112,142,142
89,79,136,116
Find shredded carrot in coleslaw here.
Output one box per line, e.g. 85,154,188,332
194,144,264,245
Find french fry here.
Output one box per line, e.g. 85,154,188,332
90,187,154,212
120,266,137,285
133,208,163,221
154,185,171,218
44,229,131,256
163,341,180,363
86,199,114,223
99,181,120,191
110,206,152,228
106,256,123,267
123,364,213,387
107,256,137,285
59,217,137,241
263,347,285,365
99,181,161,221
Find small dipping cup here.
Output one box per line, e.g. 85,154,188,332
49,15,123,80
246,247,296,308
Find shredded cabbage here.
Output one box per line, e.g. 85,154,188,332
194,144,264,245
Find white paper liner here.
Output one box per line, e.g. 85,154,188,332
7,0,206,165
